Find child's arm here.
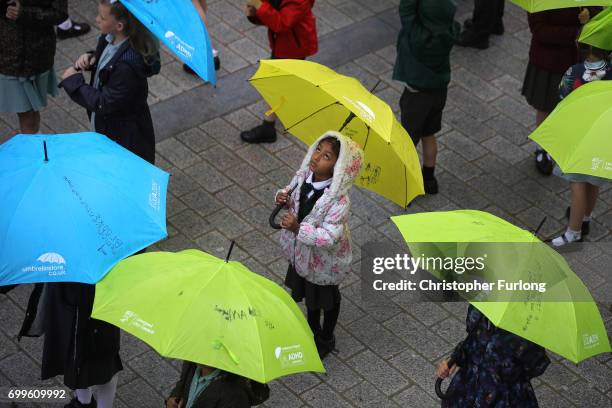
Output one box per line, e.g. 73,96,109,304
60,63,142,116
166,361,191,406
17,0,68,26
296,196,349,248
253,0,310,34
558,66,576,100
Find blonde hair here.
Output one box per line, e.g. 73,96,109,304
100,0,160,62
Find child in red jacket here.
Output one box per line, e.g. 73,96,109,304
240,0,318,144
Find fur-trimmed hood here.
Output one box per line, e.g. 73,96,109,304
294,131,364,198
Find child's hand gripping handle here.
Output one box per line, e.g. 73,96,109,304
435,357,456,400
270,185,297,230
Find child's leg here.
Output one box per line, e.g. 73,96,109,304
264,112,277,123
17,110,40,134
192,0,209,25
553,182,586,246
75,388,93,405
94,375,118,408
535,110,549,127
421,134,438,194
321,300,340,341
421,135,437,168
569,182,588,231
306,308,322,335
585,183,600,217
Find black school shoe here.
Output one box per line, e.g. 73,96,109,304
423,176,439,195
455,29,489,50
315,334,337,359
565,207,590,236
65,397,97,408
183,56,221,75
535,149,553,176
240,121,277,143
57,21,91,39
463,18,504,35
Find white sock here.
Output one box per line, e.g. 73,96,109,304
552,228,581,247
58,18,73,30
76,388,92,404
583,215,591,222
213,48,219,57
94,375,118,408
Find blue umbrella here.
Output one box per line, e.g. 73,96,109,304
120,0,216,84
0,133,169,285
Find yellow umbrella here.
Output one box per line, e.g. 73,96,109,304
249,59,424,208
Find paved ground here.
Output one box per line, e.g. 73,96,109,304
1,0,612,407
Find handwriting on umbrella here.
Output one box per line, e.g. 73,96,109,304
64,176,123,255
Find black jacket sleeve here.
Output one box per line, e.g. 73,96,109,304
169,362,195,400
59,62,142,116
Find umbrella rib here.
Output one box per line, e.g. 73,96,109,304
167,259,221,361
248,74,298,82
285,101,341,132
362,126,371,150
404,162,408,208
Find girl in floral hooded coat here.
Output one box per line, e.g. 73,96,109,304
275,131,363,358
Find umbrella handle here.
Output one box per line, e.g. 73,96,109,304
212,340,240,365
435,357,456,400
269,204,284,230
269,185,297,230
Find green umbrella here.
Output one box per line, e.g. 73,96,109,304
391,210,611,363
579,7,612,50
510,0,612,12
530,80,612,179
91,249,325,383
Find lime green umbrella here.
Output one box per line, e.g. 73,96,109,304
579,7,612,50
391,210,611,363
530,80,612,179
92,249,325,382
510,0,612,12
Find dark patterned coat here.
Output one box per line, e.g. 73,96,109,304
442,305,550,408
0,0,68,77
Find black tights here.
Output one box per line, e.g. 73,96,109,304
307,302,340,341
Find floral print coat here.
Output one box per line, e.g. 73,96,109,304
276,131,364,286
443,305,551,408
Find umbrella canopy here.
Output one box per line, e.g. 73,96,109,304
119,0,216,83
248,59,424,208
0,133,168,285
579,6,612,50
91,249,325,383
510,0,612,12
530,80,612,179
391,210,611,363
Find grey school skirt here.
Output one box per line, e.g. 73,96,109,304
0,69,58,113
